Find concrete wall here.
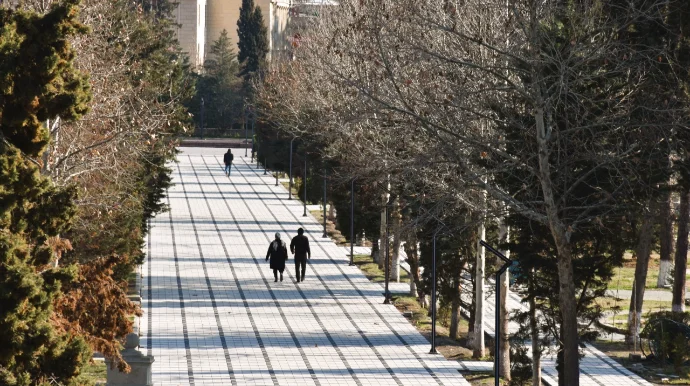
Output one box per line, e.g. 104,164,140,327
175,0,206,68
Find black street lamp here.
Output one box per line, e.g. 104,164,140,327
322,169,327,238
349,177,358,266
430,227,442,354
289,137,298,200
479,240,514,386
303,154,307,217
244,108,248,157
383,195,394,304
200,97,205,140
251,112,256,162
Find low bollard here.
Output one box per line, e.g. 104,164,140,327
106,333,154,386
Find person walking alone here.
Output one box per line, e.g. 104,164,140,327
266,233,288,282
223,149,234,176
290,228,311,283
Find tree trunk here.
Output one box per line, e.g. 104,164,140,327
472,219,486,358
328,201,335,221
535,107,578,385
627,205,654,342
450,274,462,339
658,190,674,288
530,284,541,386
498,218,511,381
404,232,422,300
672,188,690,312
371,239,379,264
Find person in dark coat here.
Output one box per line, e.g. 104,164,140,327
223,149,234,176
290,228,311,283
266,233,288,282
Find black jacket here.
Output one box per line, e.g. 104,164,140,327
290,235,310,258
224,152,234,165
266,240,287,270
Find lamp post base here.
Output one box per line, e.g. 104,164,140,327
429,348,438,355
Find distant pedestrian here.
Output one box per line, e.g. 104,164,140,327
290,228,311,283
223,149,234,176
266,233,288,282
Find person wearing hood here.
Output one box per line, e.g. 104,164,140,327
265,232,288,282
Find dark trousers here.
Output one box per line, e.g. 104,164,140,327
295,256,307,281
273,268,284,282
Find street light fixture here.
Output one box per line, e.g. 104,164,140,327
349,177,359,266
200,97,205,140
289,137,298,200
383,194,394,304
479,240,514,386
322,168,327,238
244,107,248,157
429,226,443,354
303,153,307,217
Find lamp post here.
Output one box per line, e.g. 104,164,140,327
251,112,255,162
479,240,513,386
322,168,327,238
244,108,248,157
264,157,268,175
200,97,205,140
349,177,358,266
303,154,307,217
430,227,442,354
289,137,297,200
383,195,393,304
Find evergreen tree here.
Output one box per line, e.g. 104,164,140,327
0,1,93,384
236,0,269,83
191,29,243,130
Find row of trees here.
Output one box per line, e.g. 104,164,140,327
0,0,193,384
255,1,690,385
189,0,269,132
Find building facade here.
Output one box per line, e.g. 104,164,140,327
175,0,292,68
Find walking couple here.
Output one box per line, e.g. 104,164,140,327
265,228,311,283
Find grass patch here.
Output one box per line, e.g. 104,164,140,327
463,373,509,385
75,360,106,385
607,253,689,292
353,254,410,283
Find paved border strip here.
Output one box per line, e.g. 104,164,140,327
166,194,195,385
200,156,365,386
186,156,321,386
146,219,153,357
583,345,651,386
177,162,238,385
236,156,454,384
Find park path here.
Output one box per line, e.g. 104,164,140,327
139,148,470,386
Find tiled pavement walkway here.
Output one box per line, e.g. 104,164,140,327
140,148,470,385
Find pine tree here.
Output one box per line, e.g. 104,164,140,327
0,1,93,384
194,29,243,129
236,0,269,81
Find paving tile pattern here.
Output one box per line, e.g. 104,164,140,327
140,149,470,385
